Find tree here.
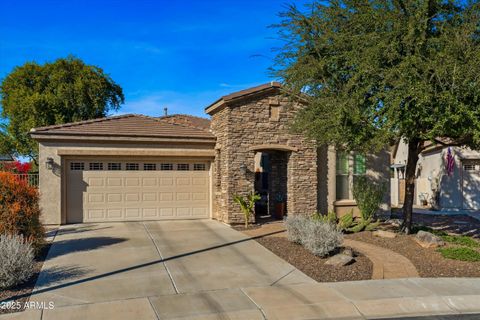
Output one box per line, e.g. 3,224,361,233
0,56,124,163
272,0,480,233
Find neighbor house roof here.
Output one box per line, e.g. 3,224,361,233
158,114,211,131
205,82,282,115
30,114,215,140
0,154,13,161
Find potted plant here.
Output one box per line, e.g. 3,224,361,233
274,193,286,219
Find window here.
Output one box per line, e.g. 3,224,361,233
70,162,84,171
108,163,122,170
193,163,206,171
143,163,156,171
160,163,173,171
336,152,366,200
336,152,349,200
177,163,190,171
126,163,139,171
89,162,103,171
464,164,476,171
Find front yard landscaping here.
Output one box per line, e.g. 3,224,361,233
256,235,373,282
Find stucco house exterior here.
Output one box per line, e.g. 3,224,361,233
392,139,480,213
31,82,390,225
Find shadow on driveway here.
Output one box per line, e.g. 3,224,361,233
46,237,127,259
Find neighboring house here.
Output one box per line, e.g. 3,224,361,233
391,139,480,212
31,82,390,225
0,154,14,169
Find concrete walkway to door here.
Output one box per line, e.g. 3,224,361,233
2,220,480,319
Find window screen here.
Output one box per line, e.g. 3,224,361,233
143,163,156,171
160,163,173,171
193,163,206,171
70,162,84,171
108,163,122,170
177,164,190,171
126,163,139,171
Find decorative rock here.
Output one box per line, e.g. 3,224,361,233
386,219,403,227
414,230,445,248
325,253,355,266
342,248,354,257
373,230,397,239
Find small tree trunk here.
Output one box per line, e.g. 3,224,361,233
402,139,421,234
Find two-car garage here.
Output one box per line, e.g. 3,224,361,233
66,159,211,223
31,114,216,225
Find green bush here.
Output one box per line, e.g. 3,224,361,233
437,247,480,262
233,192,261,228
352,176,386,221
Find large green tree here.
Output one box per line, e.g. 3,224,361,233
0,56,124,162
273,0,480,233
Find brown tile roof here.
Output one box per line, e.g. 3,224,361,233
205,82,282,114
158,114,211,131
30,114,215,139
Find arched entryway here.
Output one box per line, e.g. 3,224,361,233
249,145,297,221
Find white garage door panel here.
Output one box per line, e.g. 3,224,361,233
66,161,210,223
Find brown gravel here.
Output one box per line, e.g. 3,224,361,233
347,231,480,278
255,236,373,282
0,243,51,314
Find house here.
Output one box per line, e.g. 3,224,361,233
30,82,390,225
391,139,480,213
0,154,14,169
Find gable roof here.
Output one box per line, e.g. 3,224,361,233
205,82,282,115
158,114,210,131
30,114,215,140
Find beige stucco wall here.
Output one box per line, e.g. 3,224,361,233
37,139,215,225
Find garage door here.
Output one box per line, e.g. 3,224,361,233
66,160,210,223
463,160,480,210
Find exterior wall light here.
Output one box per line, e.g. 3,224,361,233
45,157,54,170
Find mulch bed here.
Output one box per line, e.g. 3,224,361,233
347,231,480,278
255,236,373,282
0,242,51,314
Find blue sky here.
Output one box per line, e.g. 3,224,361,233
0,0,309,118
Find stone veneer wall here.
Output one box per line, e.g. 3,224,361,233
209,91,319,224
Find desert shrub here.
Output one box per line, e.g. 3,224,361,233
284,215,309,244
0,172,44,252
437,247,480,262
0,234,35,289
302,220,343,257
352,176,386,221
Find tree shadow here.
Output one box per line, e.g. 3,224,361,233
55,225,113,236
46,237,127,259
34,265,92,288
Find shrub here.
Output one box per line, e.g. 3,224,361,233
352,176,386,221
0,172,44,253
437,247,480,262
0,234,35,289
302,220,343,257
285,215,309,244
312,211,337,224
233,192,261,228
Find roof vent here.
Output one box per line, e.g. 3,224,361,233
164,107,168,116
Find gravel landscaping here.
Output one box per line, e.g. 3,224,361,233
347,231,480,278
255,236,373,282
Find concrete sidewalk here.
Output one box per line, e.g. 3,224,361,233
3,278,480,319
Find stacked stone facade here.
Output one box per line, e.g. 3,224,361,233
209,91,320,224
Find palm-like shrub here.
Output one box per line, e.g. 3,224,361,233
233,192,261,228
0,172,44,253
0,234,35,289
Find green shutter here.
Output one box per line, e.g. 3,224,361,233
354,154,366,175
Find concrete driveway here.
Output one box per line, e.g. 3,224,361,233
27,220,313,318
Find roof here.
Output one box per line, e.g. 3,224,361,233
205,82,282,115
30,114,215,140
158,114,210,131
0,154,13,161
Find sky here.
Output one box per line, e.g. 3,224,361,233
0,0,309,118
